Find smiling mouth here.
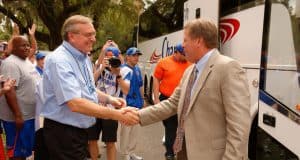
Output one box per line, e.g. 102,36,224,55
25,51,30,55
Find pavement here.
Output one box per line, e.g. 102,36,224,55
97,122,165,160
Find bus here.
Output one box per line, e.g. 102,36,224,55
137,0,300,159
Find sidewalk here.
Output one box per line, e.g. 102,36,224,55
98,122,165,160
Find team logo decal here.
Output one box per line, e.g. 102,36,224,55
220,18,240,44
150,49,161,64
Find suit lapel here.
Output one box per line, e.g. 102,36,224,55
186,51,220,115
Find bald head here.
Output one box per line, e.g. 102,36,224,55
11,36,30,60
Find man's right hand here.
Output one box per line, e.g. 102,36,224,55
28,23,36,36
102,58,110,68
101,40,116,53
119,107,140,125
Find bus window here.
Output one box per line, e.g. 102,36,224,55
220,0,263,16
265,1,300,116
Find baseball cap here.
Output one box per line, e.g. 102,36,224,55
35,52,46,60
105,47,120,57
174,43,184,53
126,47,142,56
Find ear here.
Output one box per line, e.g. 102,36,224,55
68,32,75,42
199,37,205,44
195,37,203,48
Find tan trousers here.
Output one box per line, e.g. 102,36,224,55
117,123,140,156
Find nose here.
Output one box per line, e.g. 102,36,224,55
90,35,96,43
24,45,30,50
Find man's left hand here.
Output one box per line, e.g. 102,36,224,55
109,97,126,109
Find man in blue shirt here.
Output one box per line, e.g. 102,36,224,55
118,47,144,160
40,15,139,160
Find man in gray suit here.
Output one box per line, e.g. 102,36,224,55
125,18,251,160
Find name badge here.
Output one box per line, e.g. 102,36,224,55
88,84,95,94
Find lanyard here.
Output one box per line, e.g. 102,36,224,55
63,45,95,94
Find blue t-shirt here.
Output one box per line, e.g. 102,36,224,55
120,64,143,108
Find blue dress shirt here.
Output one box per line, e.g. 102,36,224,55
191,49,214,96
41,41,98,128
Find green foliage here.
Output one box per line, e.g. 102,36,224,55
0,0,142,53
95,0,139,53
139,0,187,40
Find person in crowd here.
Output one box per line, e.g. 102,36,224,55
0,23,19,60
33,51,47,160
39,15,138,160
118,47,144,160
94,40,124,71
0,76,16,159
0,73,9,159
87,45,123,160
33,51,46,141
125,18,251,160
35,51,46,77
3,23,37,63
0,41,8,61
152,43,191,160
0,36,40,160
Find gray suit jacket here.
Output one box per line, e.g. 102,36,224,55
139,50,251,160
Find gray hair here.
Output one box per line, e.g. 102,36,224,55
61,15,93,41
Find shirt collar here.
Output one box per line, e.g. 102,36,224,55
62,41,87,61
194,48,215,72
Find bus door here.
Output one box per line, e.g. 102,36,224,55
258,0,300,159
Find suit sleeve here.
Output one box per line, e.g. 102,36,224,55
139,86,180,125
138,67,188,125
221,61,251,160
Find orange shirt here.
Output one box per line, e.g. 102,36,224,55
154,56,191,97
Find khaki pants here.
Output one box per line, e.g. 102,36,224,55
117,123,140,156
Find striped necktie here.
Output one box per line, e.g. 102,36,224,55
173,66,198,153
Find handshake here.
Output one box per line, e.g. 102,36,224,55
119,107,141,126
107,96,141,126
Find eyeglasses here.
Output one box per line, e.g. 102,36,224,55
73,32,96,38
